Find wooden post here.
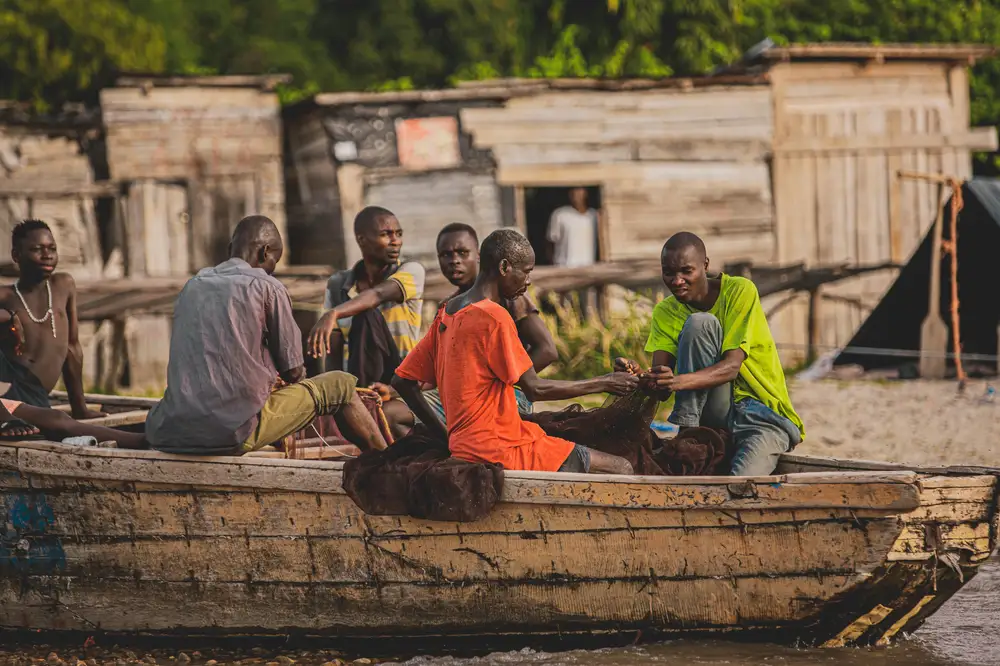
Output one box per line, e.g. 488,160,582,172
513,185,526,235
919,185,949,380
337,163,366,268
898,171,964,380
807,287,821,363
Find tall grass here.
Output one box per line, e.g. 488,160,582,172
538,290,654,381
537,289,675,418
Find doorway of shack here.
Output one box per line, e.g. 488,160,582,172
522,185,603,266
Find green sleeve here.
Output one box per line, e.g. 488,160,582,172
721,281,764,355
644,302,679,356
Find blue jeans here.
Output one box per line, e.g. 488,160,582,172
667,312,800,476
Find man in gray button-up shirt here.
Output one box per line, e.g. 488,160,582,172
146,216,387,455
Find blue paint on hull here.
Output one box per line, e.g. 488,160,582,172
1,489,67,576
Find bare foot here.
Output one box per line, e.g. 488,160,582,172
0,421,40,438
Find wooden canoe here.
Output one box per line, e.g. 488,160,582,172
1,437,996,649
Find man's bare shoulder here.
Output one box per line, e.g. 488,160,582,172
50,273,77,298
50,271,76,287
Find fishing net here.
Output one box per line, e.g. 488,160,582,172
526,390,730,476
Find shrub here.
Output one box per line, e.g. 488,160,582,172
538,289,654,380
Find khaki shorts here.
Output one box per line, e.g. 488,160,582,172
241,371,357,453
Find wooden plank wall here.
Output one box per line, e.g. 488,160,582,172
99,85,286,392
101,86,287,270
460,86,777,265
0,132,103,278
0,129,113,391
769,62,987,362
363,170,503,265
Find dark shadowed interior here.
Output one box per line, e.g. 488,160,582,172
835,179,1000,372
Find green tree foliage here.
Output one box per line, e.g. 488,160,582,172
0,0,166,111
737,0,1000,167
4,0,1000,167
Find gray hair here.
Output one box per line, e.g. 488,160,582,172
479,229,533,274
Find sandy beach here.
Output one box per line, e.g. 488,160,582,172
539,377,1000,468
788,378,999,467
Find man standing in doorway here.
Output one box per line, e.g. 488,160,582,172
546,187,598,268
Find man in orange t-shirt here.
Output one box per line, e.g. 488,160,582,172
392,229,636,474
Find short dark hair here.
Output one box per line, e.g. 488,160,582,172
230,215,280,255
480,229,533,274
662,231,706,259
354,206,395,236
12,219,51,249
437,223,478,245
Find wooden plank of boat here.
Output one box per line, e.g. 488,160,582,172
779,452,1000,477
4,441,922,511
48,390,159,409
78,409,149,427
1,441,996,646
51,403,105,413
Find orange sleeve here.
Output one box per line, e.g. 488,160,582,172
486,314,534,386
395,313,438,384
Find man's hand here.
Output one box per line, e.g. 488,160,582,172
599,371,641,396
370,382,395,402
308,310,340,359
641,365,677,392
614,357,642,375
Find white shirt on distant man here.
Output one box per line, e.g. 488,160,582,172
547,205,598,267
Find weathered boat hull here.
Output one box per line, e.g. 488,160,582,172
1,442,996,648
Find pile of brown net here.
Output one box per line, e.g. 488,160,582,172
526,391,731,476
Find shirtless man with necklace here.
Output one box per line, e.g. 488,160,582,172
0,220,104,436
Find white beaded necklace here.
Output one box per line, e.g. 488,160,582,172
14,280,57,338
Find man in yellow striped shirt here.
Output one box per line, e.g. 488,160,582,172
308,206,425,437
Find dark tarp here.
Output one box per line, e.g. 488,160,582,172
834,178,1000,371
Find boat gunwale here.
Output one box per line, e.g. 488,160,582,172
0,438,929,486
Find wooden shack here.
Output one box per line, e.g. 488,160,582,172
94,74,290,390
0,104,107,279
101,74,289,275
285,42,997,360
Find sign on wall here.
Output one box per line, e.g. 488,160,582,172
395,117,461,170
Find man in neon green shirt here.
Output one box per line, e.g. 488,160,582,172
616,232,804,476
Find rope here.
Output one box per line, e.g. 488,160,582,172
776,341,998,363
940,179,966,389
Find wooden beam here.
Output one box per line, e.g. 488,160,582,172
760,43,996,63
80,410,149,427
897,169,964,184
115,74,292,90
775,128,998,154
49,390,159,408
337,163,365,268
0,181,122,198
